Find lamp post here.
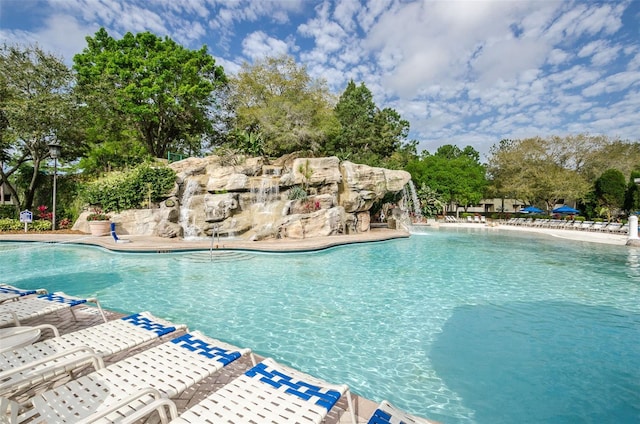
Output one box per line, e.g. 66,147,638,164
48,141,61,231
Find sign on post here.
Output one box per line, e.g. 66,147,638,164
19,210,33,232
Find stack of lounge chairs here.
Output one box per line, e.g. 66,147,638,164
0,285,434,424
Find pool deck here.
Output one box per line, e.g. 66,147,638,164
0,220,632,253
0,227,410,253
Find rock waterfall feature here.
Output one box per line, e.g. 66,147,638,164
77,155,411,241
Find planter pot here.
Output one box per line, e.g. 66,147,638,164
88,220,111,236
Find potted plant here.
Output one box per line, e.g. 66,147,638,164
86,209,111,236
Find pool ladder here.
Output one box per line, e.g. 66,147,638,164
210,224,220,261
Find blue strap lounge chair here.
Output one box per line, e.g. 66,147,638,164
368,400,434,424
0,285,47,304
166,357,356,424
0,331,253,423
0,292,106,327
0,312,187,398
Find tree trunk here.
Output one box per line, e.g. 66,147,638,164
24,157,41,211
0,168,22,214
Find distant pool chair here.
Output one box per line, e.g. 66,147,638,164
0,292,106,327
0,285,48,304
110,222,131,243
0,331,254,423
0,311,187,398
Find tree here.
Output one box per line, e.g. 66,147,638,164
624,170,640,214
331,80,410,165
417,184,446,217
73,28,227,159
0,44,79,212
487,137,591,211
594,169,627,220
407,145,487,212
229,55,338,157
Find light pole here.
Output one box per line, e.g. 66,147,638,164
48,142,61,231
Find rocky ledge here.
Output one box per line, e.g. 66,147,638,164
74,154,411,241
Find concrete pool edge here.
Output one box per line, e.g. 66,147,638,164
0,222,631,252
0,228,411,253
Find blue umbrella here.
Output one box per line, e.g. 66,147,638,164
521,206,543,214
552,205,579,214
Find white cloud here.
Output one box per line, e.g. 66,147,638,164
333,0,360,32
241,31,290,61
298,2,348,54
2,0,638,158
547,48,570,65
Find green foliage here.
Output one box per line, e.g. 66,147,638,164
230,55,337,157
0,218,21,231
487,135,639,212
288,185,308,200
81,163,176,212
0,218,51,231
79,139,150,176
330,80,411,165
416,184,446,217
0,43,81,210
298,160,313,192
230,129,265,157
31,220,52,231
73,28,227,159
407,145,487,210
0,205,15,219
624,170,640,212
594,168,627,220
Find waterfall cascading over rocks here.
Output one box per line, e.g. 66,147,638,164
81,154,411,241
407,180,423,222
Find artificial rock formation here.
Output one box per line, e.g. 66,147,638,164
75,154,411,240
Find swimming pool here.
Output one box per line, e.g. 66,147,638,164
2,228,639,423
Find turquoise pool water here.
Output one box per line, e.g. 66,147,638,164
2,228,639,423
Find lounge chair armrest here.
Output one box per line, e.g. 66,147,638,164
0,346,104,393
3,323,60,338
85,297,108,323
0,311,20,327
75,388,178,424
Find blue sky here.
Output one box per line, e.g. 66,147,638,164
1,0,639,158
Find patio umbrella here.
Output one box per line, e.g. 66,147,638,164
552,205,580,214
520,206,543,213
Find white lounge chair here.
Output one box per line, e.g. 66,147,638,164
367,400,433,424
0,311,186,397
0,292,106,327
1,331,253,423
605,222,622,233
0,285,47,304
162,357,355,424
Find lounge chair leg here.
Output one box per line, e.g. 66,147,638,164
346,389,357,424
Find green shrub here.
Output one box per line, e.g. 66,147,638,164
82,162,176,212
0,205,16,219
31,220,52,231
0,218,22,231
288,185,308,200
